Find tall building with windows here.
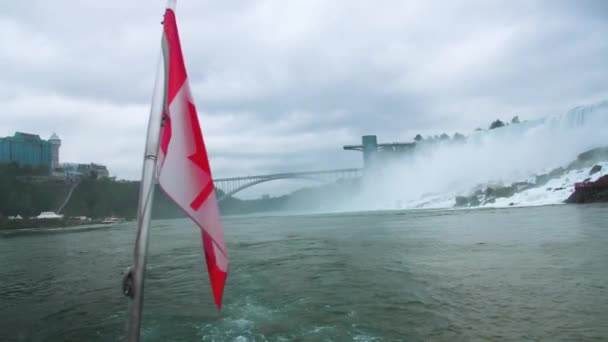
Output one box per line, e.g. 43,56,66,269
0,132,53,168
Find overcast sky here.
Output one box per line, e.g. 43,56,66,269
2,0,607,188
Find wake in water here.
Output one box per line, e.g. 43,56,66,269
339,100,608,212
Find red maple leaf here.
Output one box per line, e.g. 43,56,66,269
187,101,214,210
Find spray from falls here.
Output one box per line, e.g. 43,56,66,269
338,100,608,211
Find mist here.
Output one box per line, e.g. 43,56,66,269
323,100,608,212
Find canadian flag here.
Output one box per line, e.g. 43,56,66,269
156,5,228,310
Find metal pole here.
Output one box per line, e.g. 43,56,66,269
122,15,168,340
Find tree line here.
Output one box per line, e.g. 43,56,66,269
0,164,183,220
0,162,285,221
412,115,521,143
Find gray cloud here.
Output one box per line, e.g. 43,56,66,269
2,0,607,194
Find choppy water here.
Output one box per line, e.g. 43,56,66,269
1,205,608,341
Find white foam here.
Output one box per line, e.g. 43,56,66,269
483,162,608,208
353,335,381,342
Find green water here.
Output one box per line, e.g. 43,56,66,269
1,205,607,341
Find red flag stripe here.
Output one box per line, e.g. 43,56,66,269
163,9,188,105
203,230,228,310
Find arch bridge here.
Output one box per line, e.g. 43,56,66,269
213,168,362,202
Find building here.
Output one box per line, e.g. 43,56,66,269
0,131,112,180
87,163,110,178
62,162,110,179
344,135,416,171
0,132,54,168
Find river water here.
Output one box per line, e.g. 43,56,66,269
1,205,607,341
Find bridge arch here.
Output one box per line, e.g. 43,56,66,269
215,176,324,202
213,168,362,203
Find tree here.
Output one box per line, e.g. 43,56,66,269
453,132,466,141
489,119,505,130
414,134,423,142
511,115,520,124
440,133,450,140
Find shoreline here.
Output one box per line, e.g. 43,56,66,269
3,200,607,233
0,218,132,232
0,221,132,237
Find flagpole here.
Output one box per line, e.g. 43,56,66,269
122,2,174,341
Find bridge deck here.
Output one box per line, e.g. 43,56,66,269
214,168,361,182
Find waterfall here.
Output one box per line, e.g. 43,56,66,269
343,100,608,211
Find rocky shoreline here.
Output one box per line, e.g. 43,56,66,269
454,147,608,208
